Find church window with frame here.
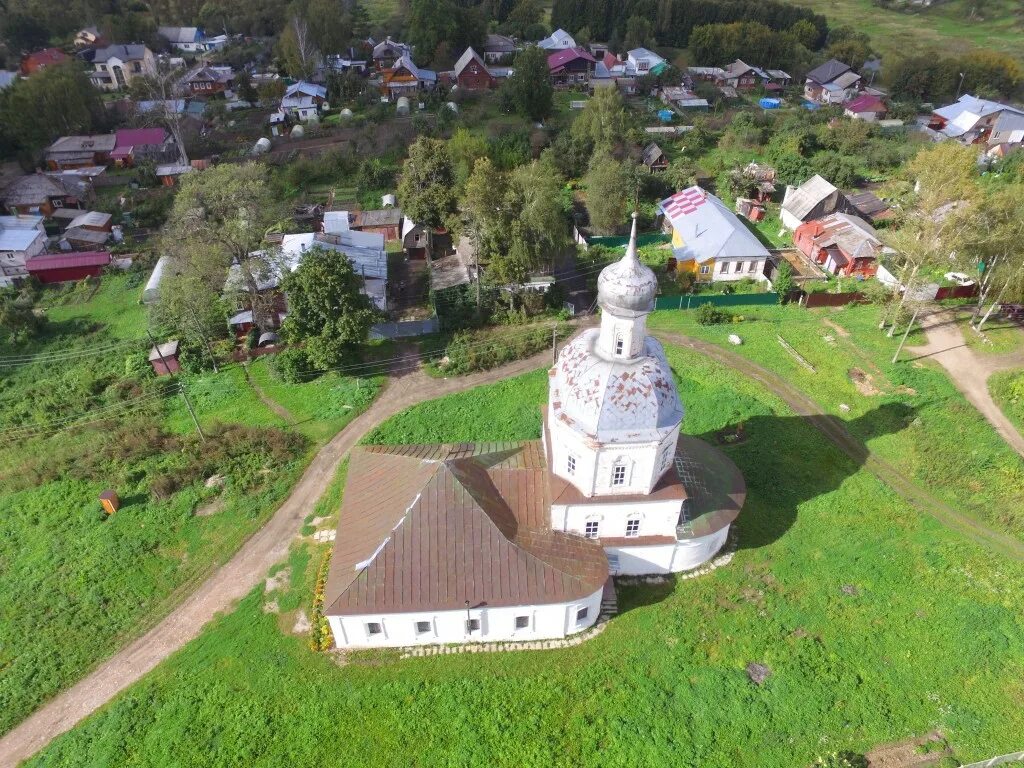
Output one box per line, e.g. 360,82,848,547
615,334,624,356
584,520,600,538
365,622,382,636
625,517,640,537
567,454,576,475
611,464,626,486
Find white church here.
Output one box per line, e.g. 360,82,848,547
323,215,746,648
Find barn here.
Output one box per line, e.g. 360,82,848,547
25,251,111,283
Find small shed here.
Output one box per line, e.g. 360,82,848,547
148,339,181,376
99,489,120,515
25,251,111,283
641,142,668,172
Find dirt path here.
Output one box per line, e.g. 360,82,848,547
905,309,1024,459
0,345,560,768
5,326,1023,765
241,363,294,424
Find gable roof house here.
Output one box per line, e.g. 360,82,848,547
804,58,861,104
44,135,117,170
88,44,156,91
537,28,576,50
373,37,413,70
2,173,93,216
928,95,1024,146
74,27,106,48
157,26,227,53
658,186,772,283
20,48,69,76
547,47,597,89
794,212,885,278
720,59,770,90
781,174,852,230
453,47,494,91
0,215,46,287
626,48,667,77
112,127,176,166
989,111,1024,154
641,142,668,172
843,93,887,122
181,65,234,96
483,34,517,63
381,55,437,99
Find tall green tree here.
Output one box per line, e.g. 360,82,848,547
280,246,378,369
501,45,553,121
398,137,458,230
584,152,628,235
570,86,630,154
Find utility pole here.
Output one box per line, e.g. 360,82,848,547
183,300,219,373
552,325,558,366
892,308,920,364
147,329,205,441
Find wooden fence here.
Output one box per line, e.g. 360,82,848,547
802,291,868,308
935,284,980,300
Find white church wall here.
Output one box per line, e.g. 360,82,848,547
607,525,729,575
551,497,682,539
329,587,603,649
669,526,729,571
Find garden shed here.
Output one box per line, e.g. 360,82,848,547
148,340,180,376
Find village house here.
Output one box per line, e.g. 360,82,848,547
181,65,234,96
483,33,517,63
846,190,893,225
659,187,771,283
0,214,46,287
323,215,745,648
111,128,177,166
157,26,227,53
626,48,667,77
660,85,709,111
794,212,884,278
45,135,117,170
547,48,597,89
989,112,1024,154
804,58,861,104
843,93,887,122
453,47,494,91
720,60,767,90
641,142,668,172
2,173,93,216
402,217,432,260
352,208,403,241
25,250,111,284
20,48,69,76
156,164,193,186
687,66,725,83
537,28,576,50
381,54,437,100
74,27,106,48
928,94,1024,146
88,44,156,91
372,38,413,70
781,174,852,230
61,210,112,250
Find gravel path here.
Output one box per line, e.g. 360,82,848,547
4,326,1022,766
905,309,1024,459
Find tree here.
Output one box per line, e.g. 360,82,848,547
0,63,108,160
570,86,630,154
278,15,322,78
2,12,49,51
623,15,655,50
960,49,1023,99
280,246,378,369
0,286,45,344
398,137,458,229
405,0,485,65
447,128,489,191
502,45,553,121
306,0,354,55
773,261,794,302
584,152,628,235
788,19,820,49
969,185,1024,332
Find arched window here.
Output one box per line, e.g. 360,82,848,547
611,463,626,486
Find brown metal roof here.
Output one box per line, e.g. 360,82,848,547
324,443,608,617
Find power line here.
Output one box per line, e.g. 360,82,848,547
0,338,147,367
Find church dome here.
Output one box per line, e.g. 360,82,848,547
597,213,658,317
549,329,683,443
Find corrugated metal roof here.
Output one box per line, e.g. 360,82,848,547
659,186,770,262
324,443,608,616
782,174,839,221
26,251,110,270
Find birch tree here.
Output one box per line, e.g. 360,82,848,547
971,185,1024,333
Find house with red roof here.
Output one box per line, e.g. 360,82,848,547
453,47,494,91
20,48,69,76
25,251,111,283
111,128,176,166
794,213,883,278
844,94,887,122
547,47,597,89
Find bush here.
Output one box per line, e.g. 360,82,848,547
439,323,565,375
270,347,311,384
695,302,730,325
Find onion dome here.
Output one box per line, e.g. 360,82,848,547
597,212,658,317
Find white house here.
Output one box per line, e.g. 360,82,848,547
322,215,746,648
537,28,576,50
0,214,46,287
157,26,227,53
929,94,1024,147
88,44,156,91
625,48,666,76
658,187,772,282
804,58,861,105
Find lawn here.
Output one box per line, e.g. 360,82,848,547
648,303,1024,540
0,276,382,736
989,368,1024,435
956,311,1024,356
26,350,1024,767
789,0,1023,61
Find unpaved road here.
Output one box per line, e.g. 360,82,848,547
3,326,1023,766
906,309,1024,459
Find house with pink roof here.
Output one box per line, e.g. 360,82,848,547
843,94,887,122
111,128,176,167
547,47,597,89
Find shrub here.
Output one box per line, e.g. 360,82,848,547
439,323,565,375
695,302,730,325
811,752,868,768
270,347,310,384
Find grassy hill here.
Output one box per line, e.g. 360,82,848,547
787,0,1022,60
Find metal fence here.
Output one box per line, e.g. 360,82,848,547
654,293,779,310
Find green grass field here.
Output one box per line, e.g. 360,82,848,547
989,368,1024,435
25,349,1024,767
0,274,381,735
789,0,1023,61
649,304,1024,540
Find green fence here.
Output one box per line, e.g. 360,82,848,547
587,233,670,249
655,293,780,310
